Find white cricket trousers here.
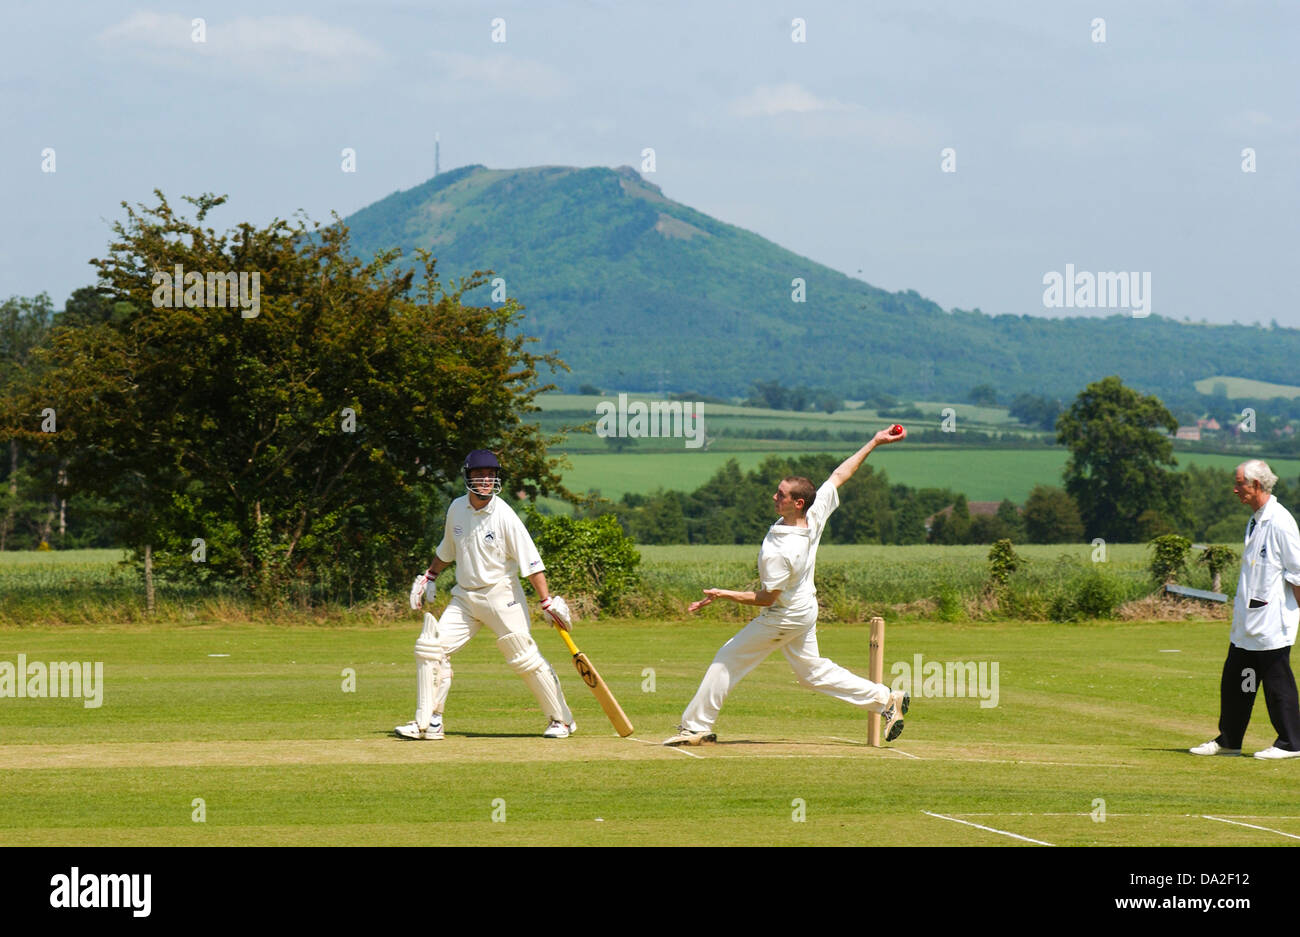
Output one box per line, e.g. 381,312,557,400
431,580,534,650
680,606,891,732
425,580,573,724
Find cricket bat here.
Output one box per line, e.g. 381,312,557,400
552,625,634,737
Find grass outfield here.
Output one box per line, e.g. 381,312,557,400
558,448,1300,503
1,618,1296,846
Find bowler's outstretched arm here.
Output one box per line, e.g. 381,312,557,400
829,426,906,488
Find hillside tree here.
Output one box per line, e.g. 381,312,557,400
1056,376,1184,542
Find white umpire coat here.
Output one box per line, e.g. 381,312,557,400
1232,495,1300,652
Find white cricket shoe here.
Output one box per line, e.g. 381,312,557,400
1189,739,1240,756
662,726,717,747
543,719,577,739
395,716,444,740
1253,746,1300,760
882,690,910,743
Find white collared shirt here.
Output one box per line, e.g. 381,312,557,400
435,495,545,591
758,480,840,616
1231,495,1300,650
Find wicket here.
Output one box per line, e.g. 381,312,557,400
869,616,885,747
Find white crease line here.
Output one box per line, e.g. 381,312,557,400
629,736,703,758
666,745,704,759
1202,815,1300,841
823,736,921,758
1220,815,1300,820
639,737,1114,767
715,753,849,759
943,757,1135,769
954,812,1135,817
924,811,1054,846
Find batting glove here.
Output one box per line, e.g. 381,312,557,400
409,572,431,611
541,595,572,630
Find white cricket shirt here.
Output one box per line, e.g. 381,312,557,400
435,495,545,591
1232,495,1300,651
758,479,840,617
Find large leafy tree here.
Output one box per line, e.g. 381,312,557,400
0,295,55,549
3,192,570,601
1056,376,1183,542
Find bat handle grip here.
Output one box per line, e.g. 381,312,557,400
554,623,581,656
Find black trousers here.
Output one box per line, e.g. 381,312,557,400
1216,642,1300,750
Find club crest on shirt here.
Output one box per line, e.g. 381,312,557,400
484,531,496,543
453,525,463,536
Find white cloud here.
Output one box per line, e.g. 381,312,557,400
731,82,853,117
727,84,938,146
95,12,383,80
429,51,572,99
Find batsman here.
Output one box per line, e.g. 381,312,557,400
665,426,911,746
396,449,578,740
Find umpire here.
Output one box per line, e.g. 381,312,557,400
1192,460,1300,759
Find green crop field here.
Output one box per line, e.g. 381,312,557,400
537,394,1022,426
1,616,1295,847
1194,375,1300,400
557,448,1300,504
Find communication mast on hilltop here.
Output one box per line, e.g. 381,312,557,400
435,133,441,176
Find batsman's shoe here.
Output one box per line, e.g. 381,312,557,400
394,717,444,741
1253,746,1300,760
543,718,577,739
1189,739,1240,756
881,690,910,743
662,726,717,747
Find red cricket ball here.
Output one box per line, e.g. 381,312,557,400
890,424,904,435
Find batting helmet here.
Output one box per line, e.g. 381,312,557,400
462,449,503,497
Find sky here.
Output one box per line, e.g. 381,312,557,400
2,0,1296,326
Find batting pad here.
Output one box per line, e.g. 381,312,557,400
414,614,451,727
496,633,571,723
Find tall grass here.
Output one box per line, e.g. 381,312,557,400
0,550,412,627
628,543,1231,623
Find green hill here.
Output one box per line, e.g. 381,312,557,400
344,164,1300,403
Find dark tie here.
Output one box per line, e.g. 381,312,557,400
1248,518,1257,537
